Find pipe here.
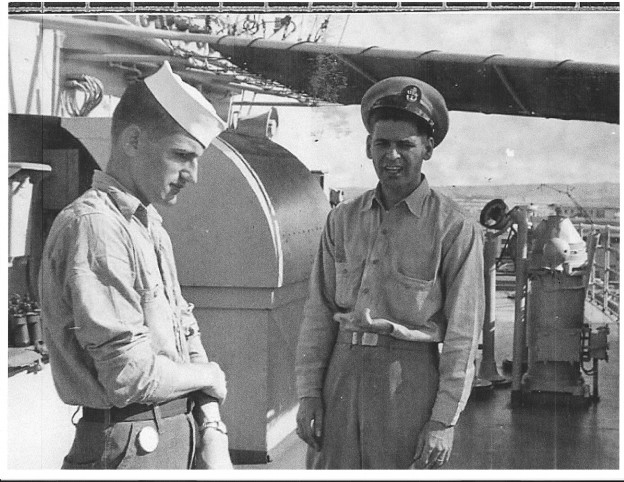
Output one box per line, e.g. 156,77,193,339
478,233,509,385
16,15,221,44
231,101,320,107
64,52,197,66
25,27,44,114
511,207,530,405
603,226,611,312
52,29,58,115
63,51,312,99
592,358,599,401
16,15,618,74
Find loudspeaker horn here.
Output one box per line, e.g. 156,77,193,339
480,199,510,230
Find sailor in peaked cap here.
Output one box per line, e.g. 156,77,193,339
296,74,483,470
361,76,449,147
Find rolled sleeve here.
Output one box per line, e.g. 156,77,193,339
430,220,484,426
66,214,180,406
180,301,209,364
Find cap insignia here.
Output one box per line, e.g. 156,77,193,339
403,85,421,103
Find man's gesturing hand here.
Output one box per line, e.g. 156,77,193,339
333,308,392,334
296,397,324,451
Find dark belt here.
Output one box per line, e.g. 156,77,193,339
336,330,436,351
82,397,190,423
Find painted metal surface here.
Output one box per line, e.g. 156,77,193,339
162,133,329,289
219,130,329,286
525,273,588,394
8,164,51,260
206,34,619,124
160,132,329,461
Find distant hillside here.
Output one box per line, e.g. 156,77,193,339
339,182,620,209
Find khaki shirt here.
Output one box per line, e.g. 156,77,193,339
40,171,208,409
295,176,485,426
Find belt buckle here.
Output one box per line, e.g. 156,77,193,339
361,332,379,346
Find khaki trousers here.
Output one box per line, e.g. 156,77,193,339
62,412,196,469
307,341,439,469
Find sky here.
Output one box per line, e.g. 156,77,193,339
2,8,620,192
265,11,620,190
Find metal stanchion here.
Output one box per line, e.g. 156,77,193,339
510,207,529,407
478,233,511,387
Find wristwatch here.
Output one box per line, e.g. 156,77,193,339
199,419,228,435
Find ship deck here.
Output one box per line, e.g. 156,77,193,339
236,290,620,472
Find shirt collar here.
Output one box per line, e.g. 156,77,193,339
364,175,431,217
91,170,162,227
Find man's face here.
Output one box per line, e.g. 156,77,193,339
366,118,434,201
132,129,205,206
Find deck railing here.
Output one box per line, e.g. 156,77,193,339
576,223,620,321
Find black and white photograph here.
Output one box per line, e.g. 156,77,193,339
4,1,620,479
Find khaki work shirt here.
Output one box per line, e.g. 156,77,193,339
40,171,208,409
296,176,485,426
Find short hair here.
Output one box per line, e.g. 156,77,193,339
369,107,433,139
111,80,188,143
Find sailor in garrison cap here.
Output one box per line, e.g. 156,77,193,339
295,77,484,469
40,62,233,470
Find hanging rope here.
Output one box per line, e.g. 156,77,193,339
61,74,104,117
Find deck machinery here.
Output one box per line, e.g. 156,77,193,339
479,199,610,407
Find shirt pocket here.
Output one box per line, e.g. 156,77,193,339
387,271,436,323
334,261,364,309
138,284,160,304
137,282,169,316
137,282,177,358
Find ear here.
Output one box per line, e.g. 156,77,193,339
119,124,142,158
366,135,373,159
423,136,434,161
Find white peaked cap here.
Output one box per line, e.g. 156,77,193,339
144,61,227,148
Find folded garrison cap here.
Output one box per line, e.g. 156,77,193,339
144,61,226,148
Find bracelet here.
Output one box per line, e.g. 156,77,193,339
199,419,228,435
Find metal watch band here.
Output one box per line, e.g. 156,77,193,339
199,419,228,435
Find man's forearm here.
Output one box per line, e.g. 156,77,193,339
295,313,337,399
430,222,484,425
149,358,226,403
192,392,222,423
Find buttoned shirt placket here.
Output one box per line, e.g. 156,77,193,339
137,205,185,361
354,202,386,319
